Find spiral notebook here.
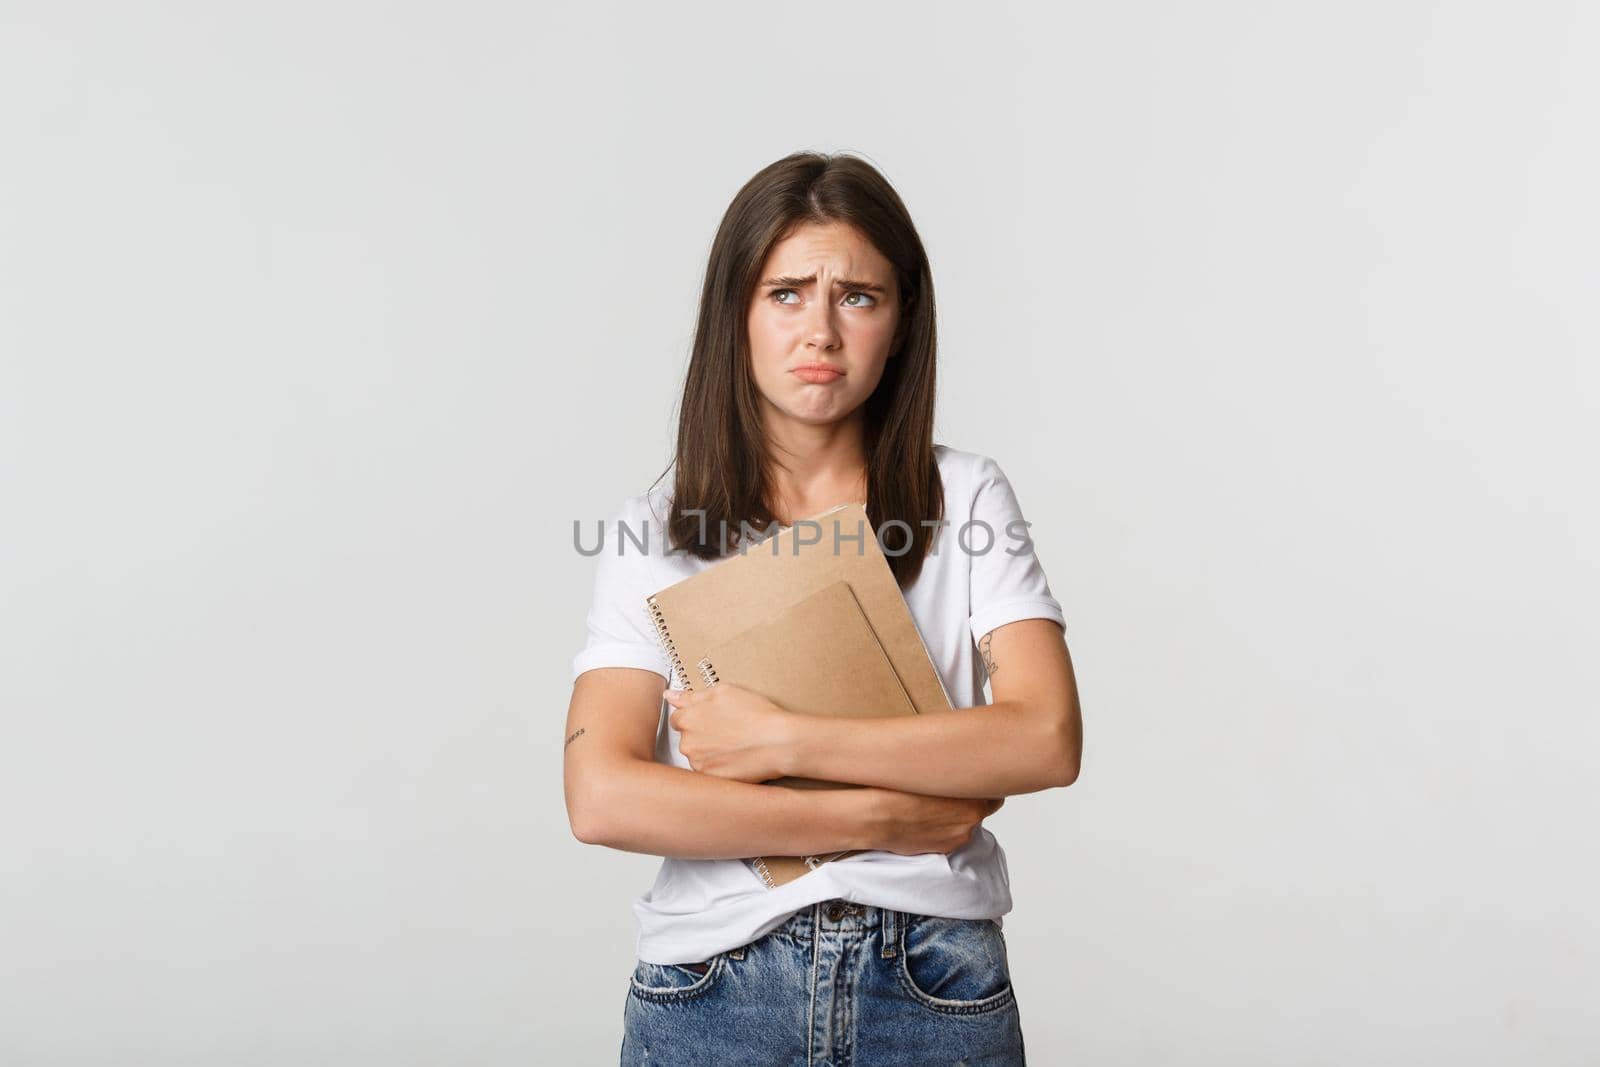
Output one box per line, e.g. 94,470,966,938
694,580,919,887
644,501,954,888
644,502,951,716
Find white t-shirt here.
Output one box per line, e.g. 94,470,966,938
570,443,1067,965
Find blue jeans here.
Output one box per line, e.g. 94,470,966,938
621,899,1026,1066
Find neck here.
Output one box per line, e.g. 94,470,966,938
760,410,869,523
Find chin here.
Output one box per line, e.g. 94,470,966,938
793,401,863,425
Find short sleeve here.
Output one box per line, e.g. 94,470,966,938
570,496,673,684
966,454,1067,645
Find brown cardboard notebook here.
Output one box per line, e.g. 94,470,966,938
644,502,952,718
693,580,919,888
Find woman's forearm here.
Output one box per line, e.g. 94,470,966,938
781,699,1076,798
570,755,878,859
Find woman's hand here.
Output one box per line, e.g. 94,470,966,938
856,788,1005,855
664,683,800,783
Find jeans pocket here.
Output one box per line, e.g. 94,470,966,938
897,914,1016,1015
627,954,724,1004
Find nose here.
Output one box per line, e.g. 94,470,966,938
805,301,841,351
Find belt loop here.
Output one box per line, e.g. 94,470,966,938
881,908,899,959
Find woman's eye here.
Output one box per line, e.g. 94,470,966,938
770,289,875,307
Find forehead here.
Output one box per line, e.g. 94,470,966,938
760,220,893,279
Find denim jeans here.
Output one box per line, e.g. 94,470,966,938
621,899,1025,1066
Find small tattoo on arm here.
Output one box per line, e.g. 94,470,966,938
564,727,586,749
979,632,998,675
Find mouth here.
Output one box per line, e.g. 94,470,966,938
791,362,845,383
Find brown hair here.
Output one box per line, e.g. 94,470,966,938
652,150,944,588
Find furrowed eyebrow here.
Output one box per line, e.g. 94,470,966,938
761,273,888,294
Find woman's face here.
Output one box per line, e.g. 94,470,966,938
745,220,901,432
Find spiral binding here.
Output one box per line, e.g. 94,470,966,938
748,857,777,889
684,631,851,888
644,595,691,691
808,850,853,868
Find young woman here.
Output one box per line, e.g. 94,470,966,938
564,151,1082,1066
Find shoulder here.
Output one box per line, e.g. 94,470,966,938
583,485,674,579
933,443,1010,507
608,481,674,537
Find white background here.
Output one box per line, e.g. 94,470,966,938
3,2,1596,1064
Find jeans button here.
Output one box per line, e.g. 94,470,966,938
825,903,846,922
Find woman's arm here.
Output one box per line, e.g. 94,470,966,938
791,619,1081,796
564,666,1001,858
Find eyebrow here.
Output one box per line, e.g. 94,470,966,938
761,273,888,294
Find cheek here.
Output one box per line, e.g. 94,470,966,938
843,308,896,346
746,309,785,361
746,310,801,386
745,310,774,349
842,316,897,369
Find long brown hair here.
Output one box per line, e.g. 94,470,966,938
652,151,943,588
